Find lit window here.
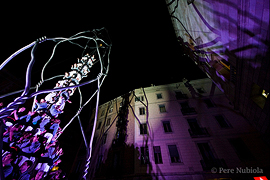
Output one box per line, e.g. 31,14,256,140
139,107,145,115
159,104,166,113
262,90,269,98
156,93,163,99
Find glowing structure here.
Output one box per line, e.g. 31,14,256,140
0,28,111,180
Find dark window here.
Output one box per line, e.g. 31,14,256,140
187,118,209,137
140,123,148,135
180,102,189,109
141,146,150,164
135,96,144,102
197,143,216,162
187,118,201,133
214,115,231,128
162,121,172,133
228,138,255,161
175,91,188,99
159,104,166,113
204,99,215,108
156,93,163,99
153,146,163,164
139,107,145,115
180,102,196,115
168,145,181,163
196,142,227,171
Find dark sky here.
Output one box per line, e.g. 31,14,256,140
1,0,206,174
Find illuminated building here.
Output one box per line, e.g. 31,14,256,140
70,78,269,179
165,0,270,144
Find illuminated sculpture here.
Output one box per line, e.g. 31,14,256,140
0,28,111,180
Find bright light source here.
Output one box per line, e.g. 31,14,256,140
262,90,269,98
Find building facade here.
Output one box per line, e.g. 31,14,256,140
165,0,270,144
71,78,269,180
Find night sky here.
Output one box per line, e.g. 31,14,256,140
1,0,206,174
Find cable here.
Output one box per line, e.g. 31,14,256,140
0,41,36,71
0,75,64,99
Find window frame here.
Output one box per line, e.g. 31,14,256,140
167,144,182,164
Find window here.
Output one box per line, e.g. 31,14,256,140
175,91,188,99
214,115,231,128
141,146,150,165
135,96,144,102
204,99,215,108
162,121,172,133
159,104,166,113
228,138,255,161
156,93,163,99
140,123,148,135
168,145,181,163
180,102,190,109
251,83,268,109
187,118,209,137
197,143,216,162
196,142,227,170
153,146,163,164
139,107,145,115
180,102,196,115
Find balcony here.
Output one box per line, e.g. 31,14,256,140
181,107,197,115
188,127,210,138
200,158,227,171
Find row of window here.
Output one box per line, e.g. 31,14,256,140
138,98,215,116
99,90,209,117
139,115,231,135
96,113,231,134
140,138,254,167
135,88,206,103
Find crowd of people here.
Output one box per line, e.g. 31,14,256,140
1,54,96,180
